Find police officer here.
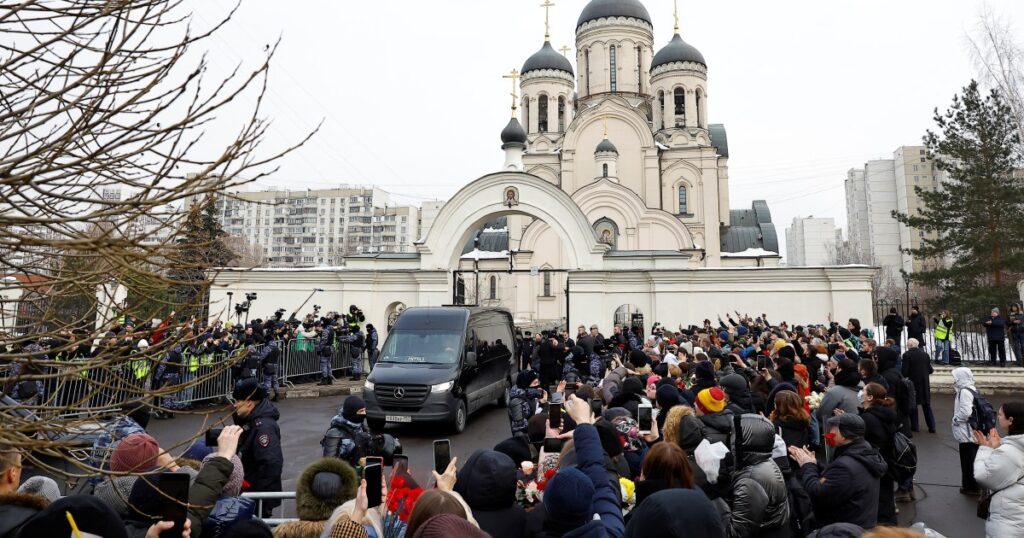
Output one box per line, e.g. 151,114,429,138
519,331,534,371
365,324,379,372
339,325,364,382
154,340,184,419
261,327,283,401
232,378,283,518
321,395,372,467
316,321,335,385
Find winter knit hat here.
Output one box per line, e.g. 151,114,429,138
694,361,716,383
17,475,61,503
543,467,595,527
695,387,726,414
203,452,245,496
19,494,128,538
656,384,681,410
516,369,539,390
826,414,867,440
718,331,729,342
342,396,366,423
412,514,488,538
184,439,214,462
621,376,644,396
111,433,160,473
627,349,648,369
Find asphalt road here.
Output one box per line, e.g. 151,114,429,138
147,395,513,518
147,392,998,535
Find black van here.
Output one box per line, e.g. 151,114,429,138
363,306,516,433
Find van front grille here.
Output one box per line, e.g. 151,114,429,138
374,384,429,406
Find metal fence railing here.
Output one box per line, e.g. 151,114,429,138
872,300,1024,364
242,491,297,527
0,339,360,413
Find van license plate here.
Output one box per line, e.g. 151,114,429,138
385,415,411,423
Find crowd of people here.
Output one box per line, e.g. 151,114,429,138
2,304,380,413
3,309,1024,538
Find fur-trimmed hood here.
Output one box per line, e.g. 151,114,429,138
0,492,49,537
294,457,358,521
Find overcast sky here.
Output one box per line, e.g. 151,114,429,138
187,0,1023,259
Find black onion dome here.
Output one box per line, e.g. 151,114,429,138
652,33,706,69
500,117,527,145
576,0,652,29
521,41,574,76
595,138,618,154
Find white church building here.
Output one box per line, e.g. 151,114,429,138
210,0,873,334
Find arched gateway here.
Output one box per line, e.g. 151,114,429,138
417,172,609,272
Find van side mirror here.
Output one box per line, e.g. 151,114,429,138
466,351,478,368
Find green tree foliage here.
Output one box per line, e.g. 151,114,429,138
893,80,1024,312
170,196,236,319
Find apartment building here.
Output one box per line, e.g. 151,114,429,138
209,186,421,267
785,216,840,266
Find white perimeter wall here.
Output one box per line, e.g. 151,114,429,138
209,265,874,338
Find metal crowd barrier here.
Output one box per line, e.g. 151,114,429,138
3,338,361,412
241,491,298,527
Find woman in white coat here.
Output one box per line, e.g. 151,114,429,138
974,402,1024,538
952,367,981,495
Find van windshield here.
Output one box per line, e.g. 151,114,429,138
380,330,462,364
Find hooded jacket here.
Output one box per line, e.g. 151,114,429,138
273,457,358,538
817,383,859,429
455,450,527,538
952,367,977,444
799,439,888,529
721,374,765,415
728,414,790,538
623,489,725,538
0,493,47,538
974,434,1024,537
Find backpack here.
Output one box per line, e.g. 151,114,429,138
901,378,916,414
966,388,998,433
889,430,917,482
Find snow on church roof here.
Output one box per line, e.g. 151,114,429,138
720,248,779,257
461,249,510,260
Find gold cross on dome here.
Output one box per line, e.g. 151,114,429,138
559,45,571,57
503,68,521,116
540,0,555,40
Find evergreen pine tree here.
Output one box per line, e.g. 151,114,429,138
893,80,1024,312
171,195,236,318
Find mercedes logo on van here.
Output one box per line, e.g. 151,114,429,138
393,387,405,399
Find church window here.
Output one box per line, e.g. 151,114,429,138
674,88,685,126
558,96,566,131
696,89,704,128
637,46,643,91
678,185,688,214
523,98,530,134
603,163,608,178
538,95,548,133
543,271,552,297
489,276,497,300
609,46,618,92
584,49,591,94
658,91,665,129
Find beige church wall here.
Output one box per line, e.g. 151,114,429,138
568,266,875,334
209,267,447,341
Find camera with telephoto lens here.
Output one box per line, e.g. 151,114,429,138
245,292,258,301
367,433,402,465
274,308,286,320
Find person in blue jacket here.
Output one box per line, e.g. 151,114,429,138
536,394,625,538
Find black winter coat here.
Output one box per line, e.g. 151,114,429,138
799,440,888,529
901,348,933,404
906,314,927,342
234,399,284,509
882,314,905,341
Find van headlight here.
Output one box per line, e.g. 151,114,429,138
430,381,454,393
364,380,374,391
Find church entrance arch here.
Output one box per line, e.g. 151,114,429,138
614,304,644,334
417,172,608,272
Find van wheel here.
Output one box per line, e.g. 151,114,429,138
451,399,468,434
496,379,511,407
368,418,386,432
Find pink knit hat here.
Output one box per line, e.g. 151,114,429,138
111,433,160,473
